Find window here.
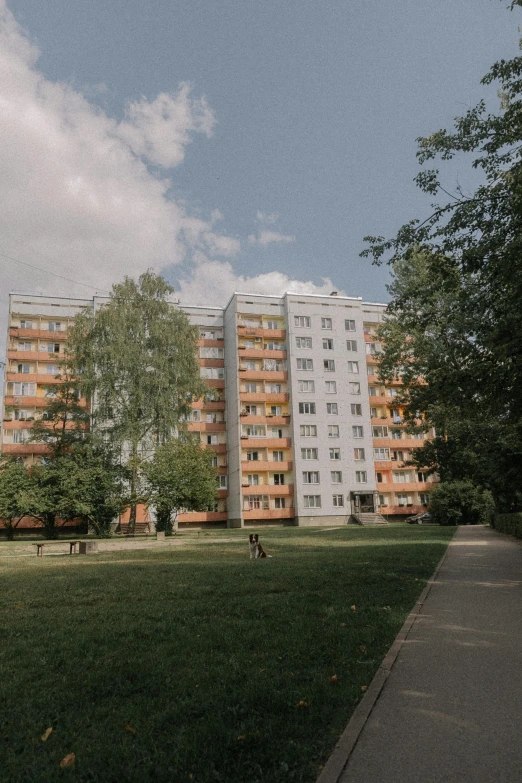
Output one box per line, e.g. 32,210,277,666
272,426,283,438
325,381,336,394
218,475,227,489
346,340,357,351
200,347,224,358
322,338,333,349
387,388,399,398
13,430,30,443
356,471,367,483
397,494,411,507
19,342,32,351
20,319,33,329
273,473,285,485
247,474,259,486
369,387,378,396
372,426,389,438
298,380,315,393
391,429,402,440
301,448,318,460
274,497,286,509
46,365,59,375
374,448,390,460
393,472,413,483
329,448,341,460
379,494,388,507
206,413,218,423
354,448,365,460
367,364,376,376
297,358,313,371
352,425,363,438
244,405,258,415
392,450,405,461
376,472,383,483
324,359,335,372
245,383,257,392
298,402,316,414
12,383,36,396
296,337,312,348
418,472,429,483
321,317,332,330
17,364,30,374
245,495,269,510
269,405,282,416
266,320,279,329
191,410,201,422
326,403,338,415
349,382,361,395
300,425,317,437
244,361,256,370
272,451,284,461
246,451,259,461
243,425,266,437
211,456,218,468
295,316,311,328
370,407,377,418
270,384,282,393
207,435,218,445
303,471,320,484
304,495,321,508
200,367,224,379
347,361,359,373
331,471,342,483
420,493,430,505
265,342,281,351
13,409,29,420
332,495,344,507
328,425,340,438
366,342,382,355
345,319,356,331
351,404,362,416
48,321,62,332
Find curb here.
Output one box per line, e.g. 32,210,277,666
316,536,454,783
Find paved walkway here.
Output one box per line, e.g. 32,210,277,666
332,526,522,783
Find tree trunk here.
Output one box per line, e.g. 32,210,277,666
128,442,138,534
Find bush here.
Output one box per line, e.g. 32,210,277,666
429,481,495,526
491,512,522,539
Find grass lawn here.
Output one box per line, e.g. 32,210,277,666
1,525,455,783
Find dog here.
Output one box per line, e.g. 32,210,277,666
249,533,272,559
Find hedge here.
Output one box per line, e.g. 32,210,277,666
491,513,522,539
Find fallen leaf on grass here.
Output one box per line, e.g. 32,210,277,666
351,605,356,611
361,686,368,692
360,645,366,653
296,700,309,708
330,675,339,685
125,724,137,735
237,735,245,741
41,728,52,742
59,753,75,768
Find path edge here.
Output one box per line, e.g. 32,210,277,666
315,533,455,783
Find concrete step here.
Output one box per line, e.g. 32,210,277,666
355,513,388,526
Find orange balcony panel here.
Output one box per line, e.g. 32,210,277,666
237,327,286,339
240,438,291,449
240,393,289,403
239,348,287,360
243,508,294,520
241,461,292,472
197,339,224,348
372,438,426,449
242,485,293,496
6,373,65,384
381,505,428,516
240,415,289,425
187,422,225,432
239,371,287,381
207,444,227,454
1,443,51,454
205,379,225,389
368,395,388,405
2,420,84,431
192,400,225,411
7,350,59,362
10,328,69,340
374,460,393,470
217,489,227,499
378,482,434,493
177,511,228,523
199,358,224,368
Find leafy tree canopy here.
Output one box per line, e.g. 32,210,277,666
0,458,35,540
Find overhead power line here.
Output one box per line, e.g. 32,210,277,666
0,249,111,294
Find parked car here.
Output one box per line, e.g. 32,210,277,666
406,511,435,524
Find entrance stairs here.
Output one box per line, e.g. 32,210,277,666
354,512,388,526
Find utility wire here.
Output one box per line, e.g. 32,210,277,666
0,249,111,294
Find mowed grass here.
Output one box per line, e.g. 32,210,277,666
0,525,455,783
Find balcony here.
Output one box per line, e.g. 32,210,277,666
199,358,225,368
240,437,291,449
240,393,289,403
239,370,287,381
237,326,286,339
9,328,69,340
381,504,427,516
378,481,433,493
6,373,64,384
241,461,292,472
1,443,50,454
241,485,293,496
196,339,225,348
243,508,294,520
191,400,225,411
239,415,289,426
239,348,287,359
187,422,226,432
177,511,228,523
7,350,61,362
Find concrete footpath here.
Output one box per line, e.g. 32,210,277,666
322,525,522,783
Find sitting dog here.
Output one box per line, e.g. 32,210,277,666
249,533,272,559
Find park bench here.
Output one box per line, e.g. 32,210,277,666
35,541,80,557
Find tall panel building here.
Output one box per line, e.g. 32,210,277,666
1,291,437,528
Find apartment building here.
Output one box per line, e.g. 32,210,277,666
1,291,436,528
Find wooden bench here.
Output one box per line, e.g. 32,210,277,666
36,541,80,557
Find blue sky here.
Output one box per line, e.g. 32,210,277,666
0,0,520,328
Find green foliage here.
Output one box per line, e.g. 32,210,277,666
491,512,522,538
362,4,522,510
0,458,34,540
29,360,90,458
144,439,218,534
67,271,206,531
429,481,495,526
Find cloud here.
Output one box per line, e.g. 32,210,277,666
248,230,296,246
176,260,343,306
255,210,279,225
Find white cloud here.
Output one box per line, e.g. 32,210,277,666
248,230,296,246
255,210,279,225
177,260,342,306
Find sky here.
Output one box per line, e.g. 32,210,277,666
1,0,521,363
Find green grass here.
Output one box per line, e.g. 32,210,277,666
0,525,455,783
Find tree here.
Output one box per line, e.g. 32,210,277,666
0,458,34,540
143,440,218,535
67,271,207,533
362,3,522,509
429,481,495,526
29,360,90,458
